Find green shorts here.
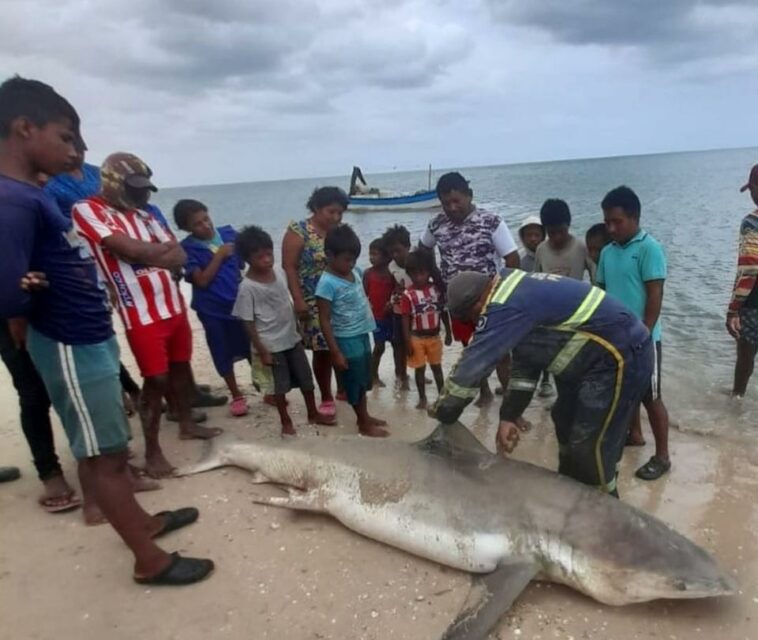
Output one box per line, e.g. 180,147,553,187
27,328,130,460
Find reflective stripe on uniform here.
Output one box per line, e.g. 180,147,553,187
509,378,537,391
444,377,479,400
556,286,606,330
490,270,527,305
547,333,589,375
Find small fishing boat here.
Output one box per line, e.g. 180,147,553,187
347,166,440,212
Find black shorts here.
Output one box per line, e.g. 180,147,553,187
252,343,315,396
642,341,662,403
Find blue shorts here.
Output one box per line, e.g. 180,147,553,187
335,334,372,406
198,313,251,377
372,317,394,344
27,328,130,460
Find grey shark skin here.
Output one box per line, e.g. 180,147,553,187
180,423,735,639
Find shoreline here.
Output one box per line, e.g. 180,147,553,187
1,318,756,640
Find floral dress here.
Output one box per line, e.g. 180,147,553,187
288,218,329,351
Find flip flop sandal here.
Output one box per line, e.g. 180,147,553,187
152,507,199,539
319,400,337,417
0,466,20,483
38,491,82,513
230,397,249,417
134,552,214,586
635,456,671,481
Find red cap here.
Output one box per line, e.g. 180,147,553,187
740,163,758,192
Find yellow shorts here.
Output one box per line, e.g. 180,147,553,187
407,335,443,369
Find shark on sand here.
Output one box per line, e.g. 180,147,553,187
180,422,736,639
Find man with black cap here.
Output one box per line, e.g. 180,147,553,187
432,269,652,496
727,163,758,397
73,153,222,481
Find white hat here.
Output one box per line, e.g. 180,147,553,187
519,215,543,232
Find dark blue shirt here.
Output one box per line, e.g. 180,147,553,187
43,162,101,218
0,175,113,345
181,225,243,318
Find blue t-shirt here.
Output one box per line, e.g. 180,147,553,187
596,229,666,341
43,163,101,218
0,175,113,345
145,203,170,231
315,268,376,338
181,225,243,318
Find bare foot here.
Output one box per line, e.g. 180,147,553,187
373,377,386,388
308,412,337,426
625,434,646,447
367,415,387,427
398,378,410,391
474,390,494,407
514,416,533,432
83,500,107,526
281,418,296,436
144,453,177,479
128,464,162,492
179,424,223,440
359,424,390,438
415,398,428,410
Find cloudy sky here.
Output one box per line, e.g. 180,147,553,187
3,0,757,186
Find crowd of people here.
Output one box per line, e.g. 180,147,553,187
1,75,756,589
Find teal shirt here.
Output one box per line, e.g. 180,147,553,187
315,268,376,338
596,229,666,341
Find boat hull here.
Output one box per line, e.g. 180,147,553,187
348,190,440,212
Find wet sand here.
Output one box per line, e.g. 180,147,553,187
1,323,757,640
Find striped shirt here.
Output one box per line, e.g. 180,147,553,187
400,285,443,332
728,211,758,314
72,196,185,331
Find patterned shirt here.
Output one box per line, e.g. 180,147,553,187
728,210,758,314
420,207,517,284
400,285,444,333
73,196,186,331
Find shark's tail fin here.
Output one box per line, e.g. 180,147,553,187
175,433,239,477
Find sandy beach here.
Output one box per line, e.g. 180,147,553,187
1,317,757,640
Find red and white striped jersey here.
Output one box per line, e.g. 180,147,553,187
400,285,443,332
72,196,185,331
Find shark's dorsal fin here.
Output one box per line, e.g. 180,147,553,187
415,422,493,461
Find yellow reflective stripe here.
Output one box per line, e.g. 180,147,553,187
444,378,479,400
578,331,624,493
548,333,589,375
510,379,537,391
484,275,502,306
556,287,606,330
490,270,526,305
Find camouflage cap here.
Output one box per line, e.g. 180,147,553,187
100,152,157,208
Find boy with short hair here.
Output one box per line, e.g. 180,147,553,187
233,226,334,435
535,198,595,281
317,224,388,437
363,238,395,387
585,222,612,271
0,76,212,585
598,185,670,481
381,224,413,390
174,199,250,416
400,249,452,409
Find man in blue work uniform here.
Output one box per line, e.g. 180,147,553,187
433,269,653,496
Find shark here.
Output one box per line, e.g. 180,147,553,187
180,422,735,639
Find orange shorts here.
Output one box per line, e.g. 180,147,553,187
407,335,443,369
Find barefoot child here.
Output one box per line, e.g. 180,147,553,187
400,250,451,409
363,238,394,387
381,224,413,390
233,226,334,435
317,225,388,437
174,199,250,417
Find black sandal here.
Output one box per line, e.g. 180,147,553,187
134,552,214,586
152,507,199,539
635,456,671,481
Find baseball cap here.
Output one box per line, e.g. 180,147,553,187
101,152,157,192
446,271,491,319
740,163,758,192
518,215,543,232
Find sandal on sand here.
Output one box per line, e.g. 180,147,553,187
38,491,82,514
635,456,671,481
152,507,199,539
319,400,337,417
230,397,249,417
134,552,214,586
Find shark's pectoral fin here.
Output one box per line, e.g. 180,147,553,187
442,560,538,640
251,487,327,513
